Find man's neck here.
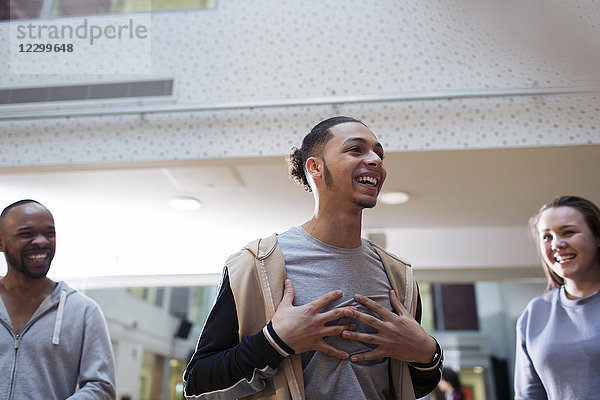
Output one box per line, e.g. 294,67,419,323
0,272,55,299
0,272,56,335
302,209,363,248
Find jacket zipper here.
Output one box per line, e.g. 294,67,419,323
3,302,58,400
8,333,20,400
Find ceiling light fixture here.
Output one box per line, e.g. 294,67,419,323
169,196,202,210
379,191,410,205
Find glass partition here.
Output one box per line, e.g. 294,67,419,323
84,284,217,400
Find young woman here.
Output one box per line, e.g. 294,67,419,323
515,195,600,399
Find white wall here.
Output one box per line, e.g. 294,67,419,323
380,226,539,270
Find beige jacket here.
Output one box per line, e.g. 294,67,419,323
227,234,419,400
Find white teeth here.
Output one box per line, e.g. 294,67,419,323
357,176,378,186
555,255,575,263
26,253,47,261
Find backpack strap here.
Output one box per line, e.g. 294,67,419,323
369,242,417,316
233,234,304,400
369,241,418,400
244,233,286,318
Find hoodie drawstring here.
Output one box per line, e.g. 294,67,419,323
52,290,67,345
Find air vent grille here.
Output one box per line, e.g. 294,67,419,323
0,79,173,105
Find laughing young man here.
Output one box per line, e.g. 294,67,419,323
0,200,116,400
184,116,442,400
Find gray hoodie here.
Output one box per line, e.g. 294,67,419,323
0,281,116,399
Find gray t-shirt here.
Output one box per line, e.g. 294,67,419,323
278,226,394,400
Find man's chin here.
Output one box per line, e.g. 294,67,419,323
355,199,377,209
17,264,51,279
24,270,50,279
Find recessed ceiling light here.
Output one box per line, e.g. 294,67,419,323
169,196,202,210
379,191,410,205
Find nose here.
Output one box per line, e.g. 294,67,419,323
551,236,566,250
32,234,50,247
364,150,383,167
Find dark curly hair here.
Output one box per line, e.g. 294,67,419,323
287,116,367,192
529,195,600,291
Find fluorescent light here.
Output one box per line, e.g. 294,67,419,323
169,196,202,210
379,191,410,205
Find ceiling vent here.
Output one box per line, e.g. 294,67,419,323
0,79,174,119
0,79,173,105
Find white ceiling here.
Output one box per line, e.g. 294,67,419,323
0,144,598,283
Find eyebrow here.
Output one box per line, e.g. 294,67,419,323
342,136,384,151
559,224,578,229
16,225,55,232
540,224,578,232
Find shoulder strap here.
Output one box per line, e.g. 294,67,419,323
369,242,417,317
244,233,286,319
369,242,418,400
233,234,304,400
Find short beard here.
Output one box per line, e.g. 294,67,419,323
323,158,377,209
322,159,335,189
4,251,49,279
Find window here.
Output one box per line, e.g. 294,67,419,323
1,0,215,21
433,283,479,330
420,282,480,331
128,287,165,307
139,351,166,400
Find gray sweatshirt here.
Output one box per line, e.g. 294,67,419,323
515,286,600,400
0,281,116,400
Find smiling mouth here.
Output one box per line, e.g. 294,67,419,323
555,255,575,263
24,252,49,261
356,176,378,187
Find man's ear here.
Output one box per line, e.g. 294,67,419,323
305,157,322,181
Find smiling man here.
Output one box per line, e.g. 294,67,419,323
184,116,442,400
0,200,116,400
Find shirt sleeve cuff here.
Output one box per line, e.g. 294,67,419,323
262,321,295,357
